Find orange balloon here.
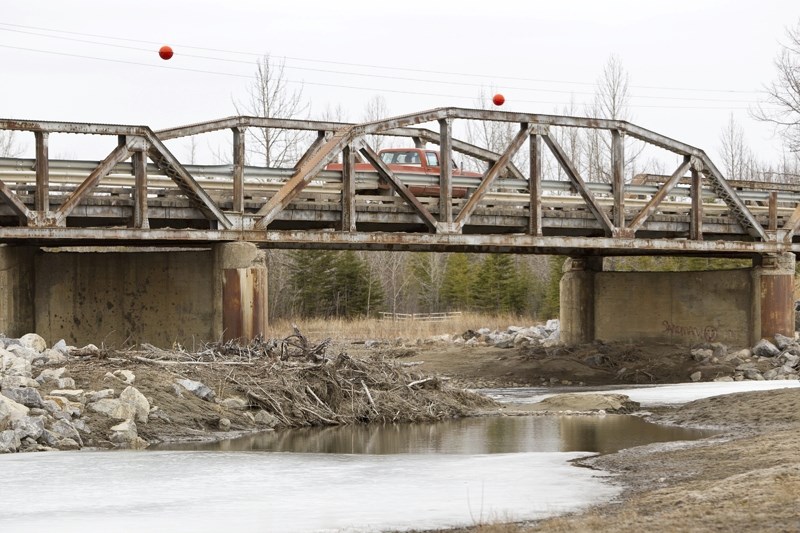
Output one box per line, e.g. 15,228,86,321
159,45,174,60
492,93,505,106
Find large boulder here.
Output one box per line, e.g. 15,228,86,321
1,350,31,378
1,376,40,389
87,398,133,421
753,339,780,358
109,420,147,449
35,367,66,384
12,415,45,440
18,334,47,353
119,386,150,423
50,419,82,446
0,429,20,453
1,387,44,409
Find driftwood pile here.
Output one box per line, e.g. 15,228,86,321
130,326,494,428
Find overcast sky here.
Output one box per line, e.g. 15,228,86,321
1,0,799,167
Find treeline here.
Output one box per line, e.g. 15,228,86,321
267,250,563,320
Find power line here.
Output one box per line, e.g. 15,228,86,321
0,21,765,96
0,42,777,112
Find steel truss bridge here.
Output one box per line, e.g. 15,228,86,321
1,107,799,257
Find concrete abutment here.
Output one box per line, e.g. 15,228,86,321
0,243,267,347
560,253,796,347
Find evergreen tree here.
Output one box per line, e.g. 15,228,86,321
440,253,474,311
541,256,566,319
408,252,446,313
471,254,529,314
288,250,339,317
332,251,383,317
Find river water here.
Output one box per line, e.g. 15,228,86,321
0,414,713,533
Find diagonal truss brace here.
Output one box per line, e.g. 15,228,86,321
52,142,134,226
542,134,615,236
145,132,233,229
254,128,353,230
0,179,34,224
358,143,438,232
699,156,768,241
627,156,692,234
454,123,532,229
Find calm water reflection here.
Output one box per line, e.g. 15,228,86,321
159,414,716,455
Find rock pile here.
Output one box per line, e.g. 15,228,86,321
691,334,800,383
450,319,561,349
1,334,151,453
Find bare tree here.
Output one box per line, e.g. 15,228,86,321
754,21,800,153
362,95,389,151
234,54,309,167
464,88,528,175
719,114,756,180
0,131,23,157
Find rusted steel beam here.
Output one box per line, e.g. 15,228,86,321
0,227,782,256
131,149,149,229
341,144,356,232
0,179,33,223
295,130,330,170
253,128,353,229
156,116,348,140
145,132,233,230
542,134,615,236
690,167,703,240
529,132,543,236
455,123,532,228
34,131,49,214
0,119,145,137
699,155,768,241
358,143,438,232
438,118,453,224
52,143,133,226
357,109,449,135
627,157,692,234
611,130,624,229
232,128,245,213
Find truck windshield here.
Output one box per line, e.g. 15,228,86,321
380,151,422,166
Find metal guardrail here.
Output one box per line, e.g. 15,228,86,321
379,312,463,322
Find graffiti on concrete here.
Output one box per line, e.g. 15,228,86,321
662,320,735,342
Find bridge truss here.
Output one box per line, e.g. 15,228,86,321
1,108,799,257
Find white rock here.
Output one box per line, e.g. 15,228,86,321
88,389,115,402
119,386,150,423
56,377,76,389
52,339,69,356
50,419,82,446
713,376,734,382
18,334,47,353
545,319,560,331
176,379,215,402
35,367,66,384
690,371,702,382
219,397,248,410
0,429,21,453
12,416,45,440
1,376,39,389
1,351,31,378
88,398,134,421
0,395,30,428
253,410,278,428
2,387,44,408
48,389,85,403
43,349,68,365
109,419,147,449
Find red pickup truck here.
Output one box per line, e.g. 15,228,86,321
327,148,481,198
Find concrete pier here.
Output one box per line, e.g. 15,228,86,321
560,254,796,347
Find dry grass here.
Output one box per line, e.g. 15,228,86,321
267,313,536,344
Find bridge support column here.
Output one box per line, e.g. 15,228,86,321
0,245,36,337
752,253,795,344
559,257,602,345
214,242,268,342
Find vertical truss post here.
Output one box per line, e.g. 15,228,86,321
611,130,624,229
341,144,356,232
690,166,703,240
35,131,49,214
438,118,453,224
528,130,543,236
768,191,778,232
232,127,245,213
131,148,149,229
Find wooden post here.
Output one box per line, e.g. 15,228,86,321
768,191,778,232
